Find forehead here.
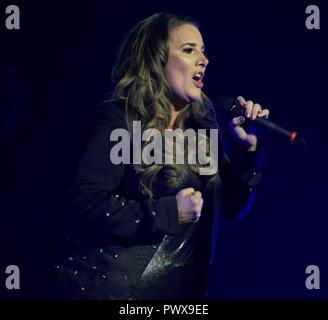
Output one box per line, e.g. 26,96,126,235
169,24,204,47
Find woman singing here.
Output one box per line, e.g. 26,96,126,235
55,12,269,300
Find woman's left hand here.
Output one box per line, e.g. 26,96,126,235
229,96,270,151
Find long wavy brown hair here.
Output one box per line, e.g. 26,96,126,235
111,12,219,198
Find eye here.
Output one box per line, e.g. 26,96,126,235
183,47,194,54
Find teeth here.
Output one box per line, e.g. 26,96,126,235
193,73,202,80
193,73,202,81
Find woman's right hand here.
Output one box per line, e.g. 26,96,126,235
176,188,203,224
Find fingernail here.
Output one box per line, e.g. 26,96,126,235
252,115,256,120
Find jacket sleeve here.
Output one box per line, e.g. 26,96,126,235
68,102,180,242
220,142,264,219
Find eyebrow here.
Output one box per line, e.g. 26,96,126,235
179,43,205,50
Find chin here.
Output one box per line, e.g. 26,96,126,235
189,93,202,103
172,92,201,107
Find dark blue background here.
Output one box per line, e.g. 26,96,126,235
1,0,327,299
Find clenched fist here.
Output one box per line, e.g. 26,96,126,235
176,188,203,224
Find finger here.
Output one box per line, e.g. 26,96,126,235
196,198,204,213
194,198,203,211
183,188,195,196
191,199,203,214
190,191,202,202
236,96,246,106
194,207,202,218
193,215,200,222
192,215,200,223
194,210,201,218
231,125,248,141
230,116,245,128
251,103,262,120
258,108,270,119
193,191,202,199
189,191,201,197
229,117,247,140
244,100,254,119
193,199,203,221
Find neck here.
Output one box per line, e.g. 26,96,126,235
169,109,179,129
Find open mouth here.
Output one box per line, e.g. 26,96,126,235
192,72,204,88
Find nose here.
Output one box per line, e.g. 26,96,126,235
197,52,209,68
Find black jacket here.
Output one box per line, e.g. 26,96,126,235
55,99,263,300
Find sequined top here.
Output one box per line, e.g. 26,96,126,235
54,99,263,300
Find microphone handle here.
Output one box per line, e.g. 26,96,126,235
218,96,305,146
255,117,295,139
243,109,304,146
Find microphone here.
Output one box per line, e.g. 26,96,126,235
216,96,306,147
